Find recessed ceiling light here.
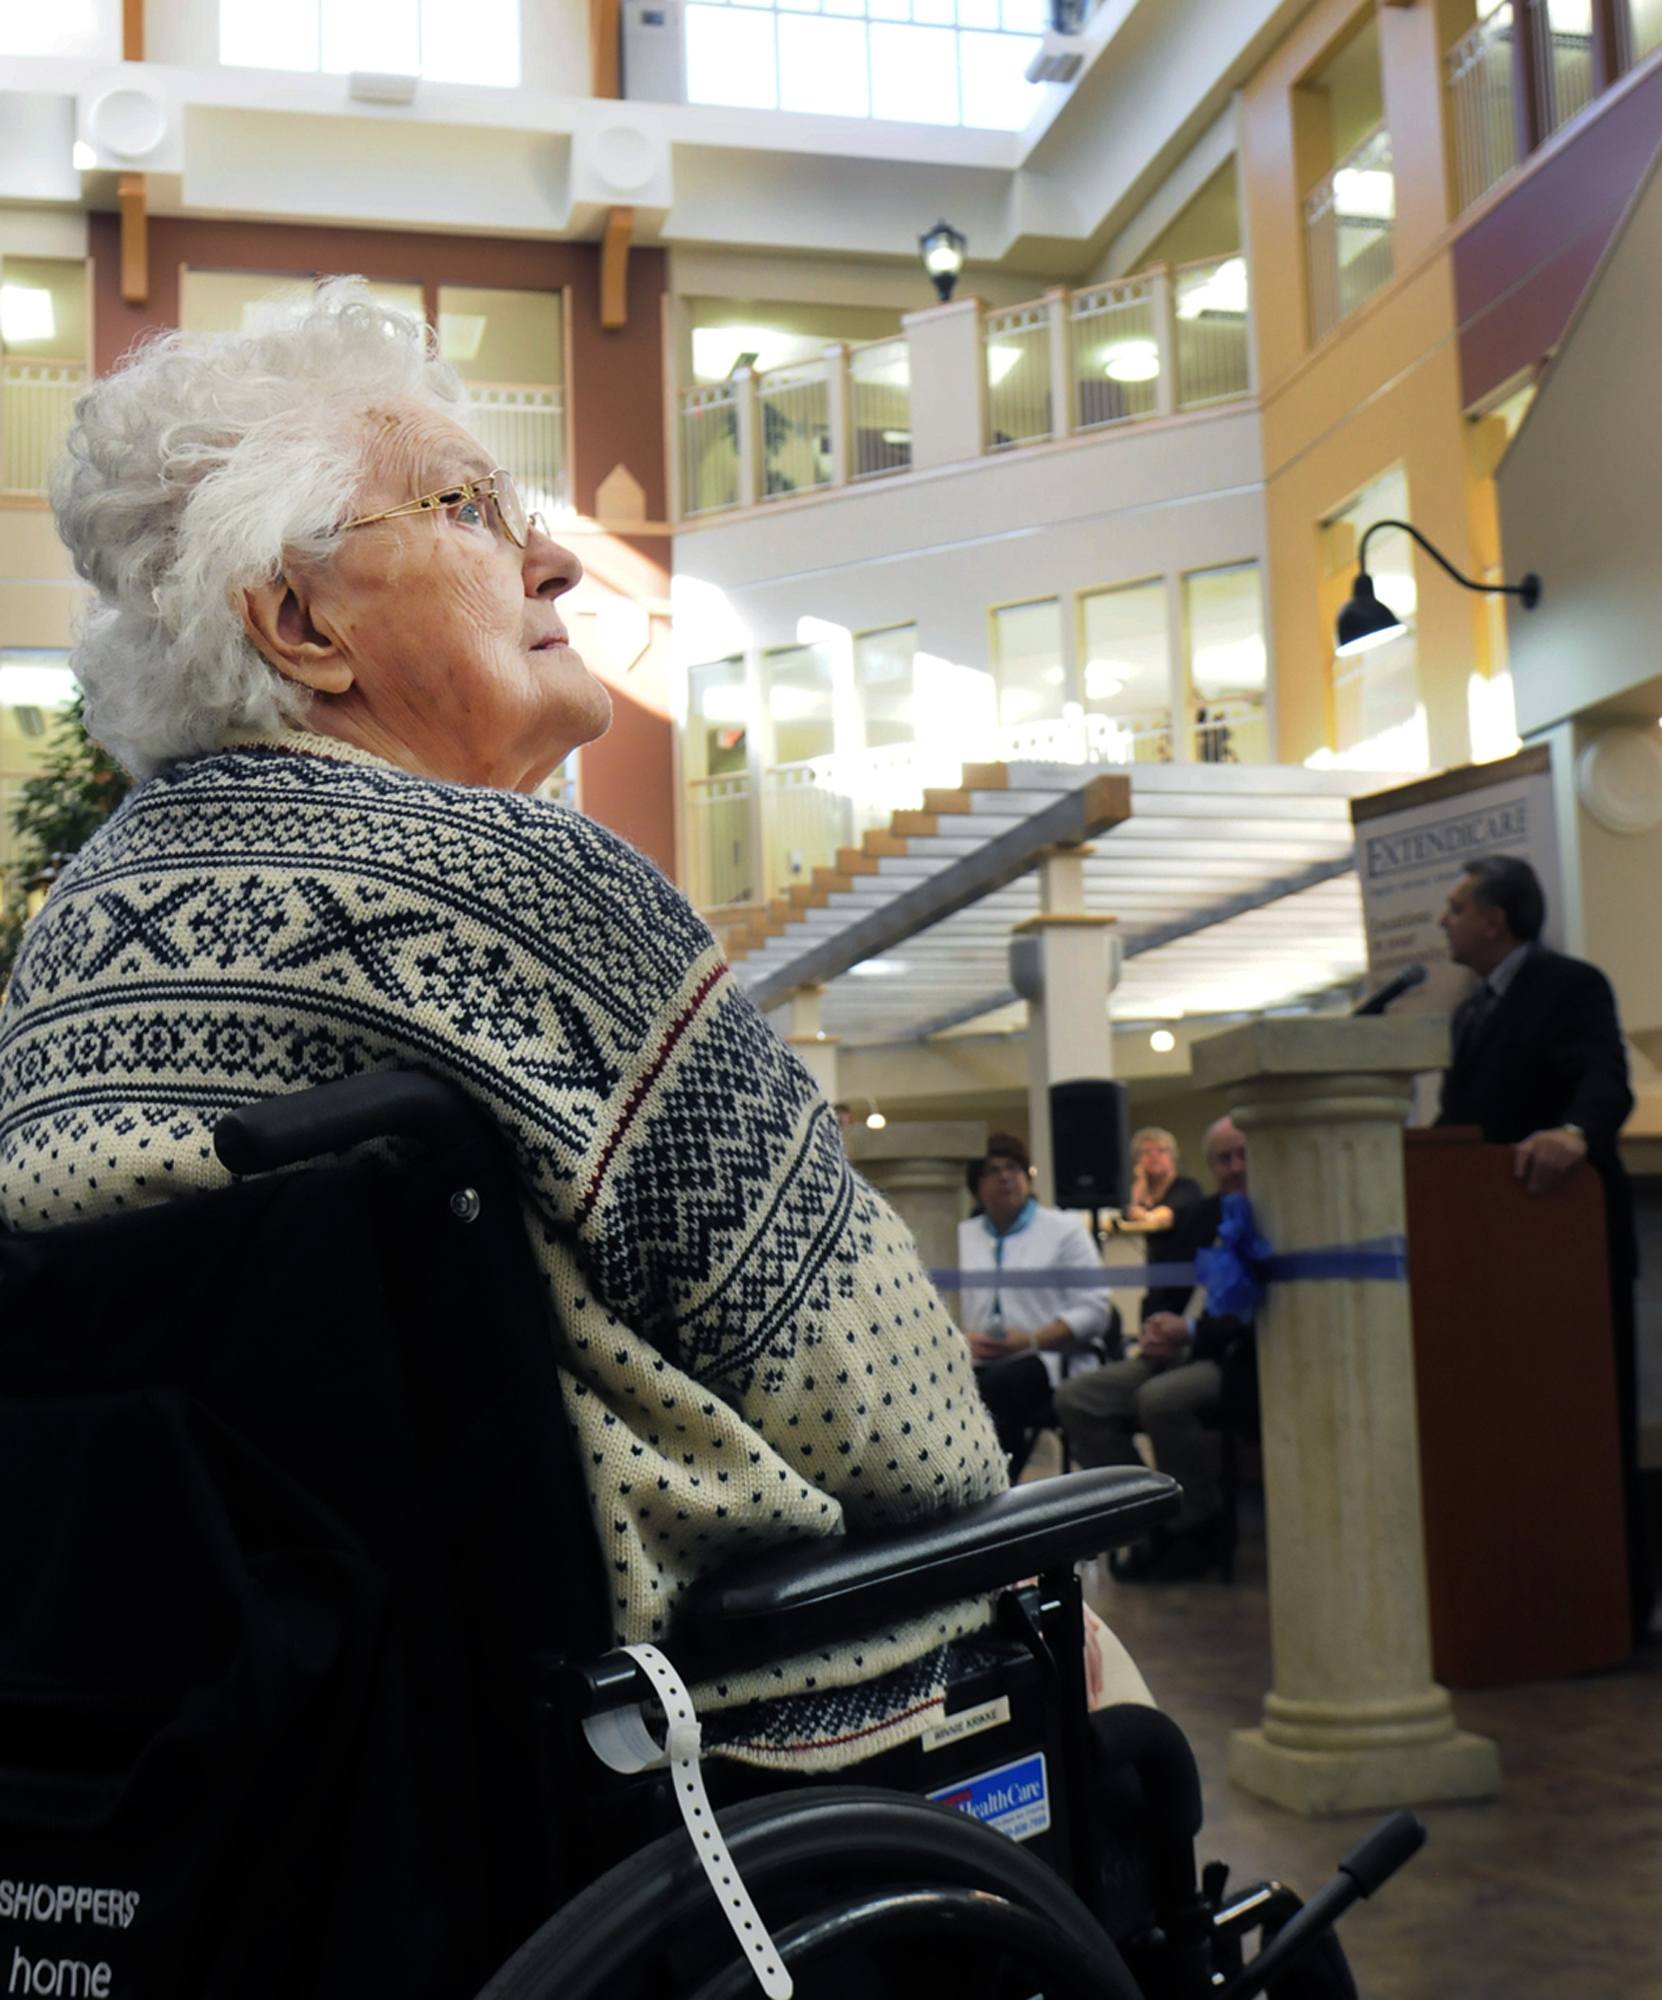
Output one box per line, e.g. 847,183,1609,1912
1150,1028,1176,1053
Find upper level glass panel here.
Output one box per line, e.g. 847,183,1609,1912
1079,579,1170,763
219,0,520,87
990,598,1065,733
684,0,1044,131
1183,561,1268,764
853,625,917,748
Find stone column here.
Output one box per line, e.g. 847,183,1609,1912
1011,843,1117,1200
1192,1017,1501,1815
782,984,840,1104
848,1119,987,1323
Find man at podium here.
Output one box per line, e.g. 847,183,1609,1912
1436,854,1648,1635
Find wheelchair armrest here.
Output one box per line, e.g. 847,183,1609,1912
670,1467,1178,1676
214,1071,487,1174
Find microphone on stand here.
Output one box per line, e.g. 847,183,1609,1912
1353,961,1428,1017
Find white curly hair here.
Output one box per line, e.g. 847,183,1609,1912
50,278,465,778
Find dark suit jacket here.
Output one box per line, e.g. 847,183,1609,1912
1437,944,1635,1274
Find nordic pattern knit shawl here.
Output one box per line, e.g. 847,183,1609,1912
0,733,1008,1769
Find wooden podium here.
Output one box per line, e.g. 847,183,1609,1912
1404,1128,1630,1684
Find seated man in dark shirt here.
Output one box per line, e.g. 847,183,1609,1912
1056,1117,1253,1581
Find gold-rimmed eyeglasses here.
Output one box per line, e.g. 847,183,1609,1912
341,469,545,549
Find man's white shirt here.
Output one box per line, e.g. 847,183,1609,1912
955,1200,1112,1386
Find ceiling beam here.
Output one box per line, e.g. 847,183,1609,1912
600,206,633,330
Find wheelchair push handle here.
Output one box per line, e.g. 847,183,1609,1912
214,1071,486,1175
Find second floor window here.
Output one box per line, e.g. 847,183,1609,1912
220,0,520,87
684,0,1045,131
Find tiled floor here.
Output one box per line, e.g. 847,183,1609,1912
1083,1512,1662,2000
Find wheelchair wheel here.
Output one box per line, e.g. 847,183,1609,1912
478,1787,1144,2000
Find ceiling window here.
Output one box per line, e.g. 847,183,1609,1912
684,0,1045,132
219,0,520,87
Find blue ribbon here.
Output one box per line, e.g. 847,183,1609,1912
928,1195,1407,1318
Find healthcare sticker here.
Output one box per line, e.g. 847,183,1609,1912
927,1751,1051,1843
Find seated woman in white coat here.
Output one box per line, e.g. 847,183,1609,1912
957,1133,1117,1478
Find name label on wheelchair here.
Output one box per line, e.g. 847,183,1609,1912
919,1695,1011,1755
927,1751,1051,1844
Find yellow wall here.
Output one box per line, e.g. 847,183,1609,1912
1241,0,1496,771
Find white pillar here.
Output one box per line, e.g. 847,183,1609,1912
900,296,987,470
1013,843,1117,1202
848,1118,989,1323
734,366,761,508
1192,1017,1502,1816
1151,267,1177,418
1045,286,1073,442
782,984,840,1103
823,342,852,488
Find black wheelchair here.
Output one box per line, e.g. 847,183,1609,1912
0,1073,1422,2000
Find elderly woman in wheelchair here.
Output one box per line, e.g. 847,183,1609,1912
0,284,1417,1999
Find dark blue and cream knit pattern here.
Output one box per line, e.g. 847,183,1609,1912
0,732,1007,1768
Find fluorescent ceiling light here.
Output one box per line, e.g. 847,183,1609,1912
1333,167,1395,222
0,661,77,707
0,286,55,345
849,959,909,977
439,312,488,361
879,429,911,446
692,324,808,384
1149,1028,1176,1053
1102,338,1159,383
1084,662,1126,701
1174,255,1248,321
697,684,749,725
986,343,1025,386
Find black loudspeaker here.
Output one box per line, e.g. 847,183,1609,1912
1048,1078,1128,1211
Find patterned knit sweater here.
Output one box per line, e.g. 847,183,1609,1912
0,732,1010,1768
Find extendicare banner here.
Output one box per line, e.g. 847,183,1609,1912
1350,744,1563,1027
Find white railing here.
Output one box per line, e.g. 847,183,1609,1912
1071,277,1160,432
1305,126,1395,344
758,359,832,501
673,258,1255,521
984,302,1053,450
849,337,910,481
1530,0,1594,136
1,361,86,494
1631,0,1662,64
1194,694,1270,765
687,772,755,907
1448,6,1520,214
682,382,741,518
467,384,566,518
763,758,851,886
1173,255,1251,408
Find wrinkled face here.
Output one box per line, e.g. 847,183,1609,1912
1439,873,1509,974
977,1154,1032,1228
1204,1120,1248,1197
296,401,610,791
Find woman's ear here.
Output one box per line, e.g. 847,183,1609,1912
240,574,355,694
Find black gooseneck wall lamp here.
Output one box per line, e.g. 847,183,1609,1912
1335,518,1542,658
919,220,968,303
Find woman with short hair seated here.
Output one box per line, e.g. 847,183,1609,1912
0,284,1148,1764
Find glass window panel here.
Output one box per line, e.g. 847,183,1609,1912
956,0,998,25
420,0,519,82
822,0,866,17
1631,0,1662,61
1326,465,1425,764
867,0,908,19
0,256,88,361
853,625,917,747
999,0,1043,29
869,22,959,120
1,0,119,56
1184,562,1267,765
437,285,562,386
688,657,750,779
991,599,1065,730
1080,580,1171,763
958,28,1041,128
322,0,421,75
685,4,779,104
778,13,871,113
914,0,955,22
220,0,320,68
764,643,836,764
179,269,319,335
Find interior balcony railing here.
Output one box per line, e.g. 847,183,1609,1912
466,383,567,519
1,361,87,495
848,336,911,480
1304,125,1396,345
1448,5,1520,214
1531,0,1596,136
674,262,1252,525
686,771,756,908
